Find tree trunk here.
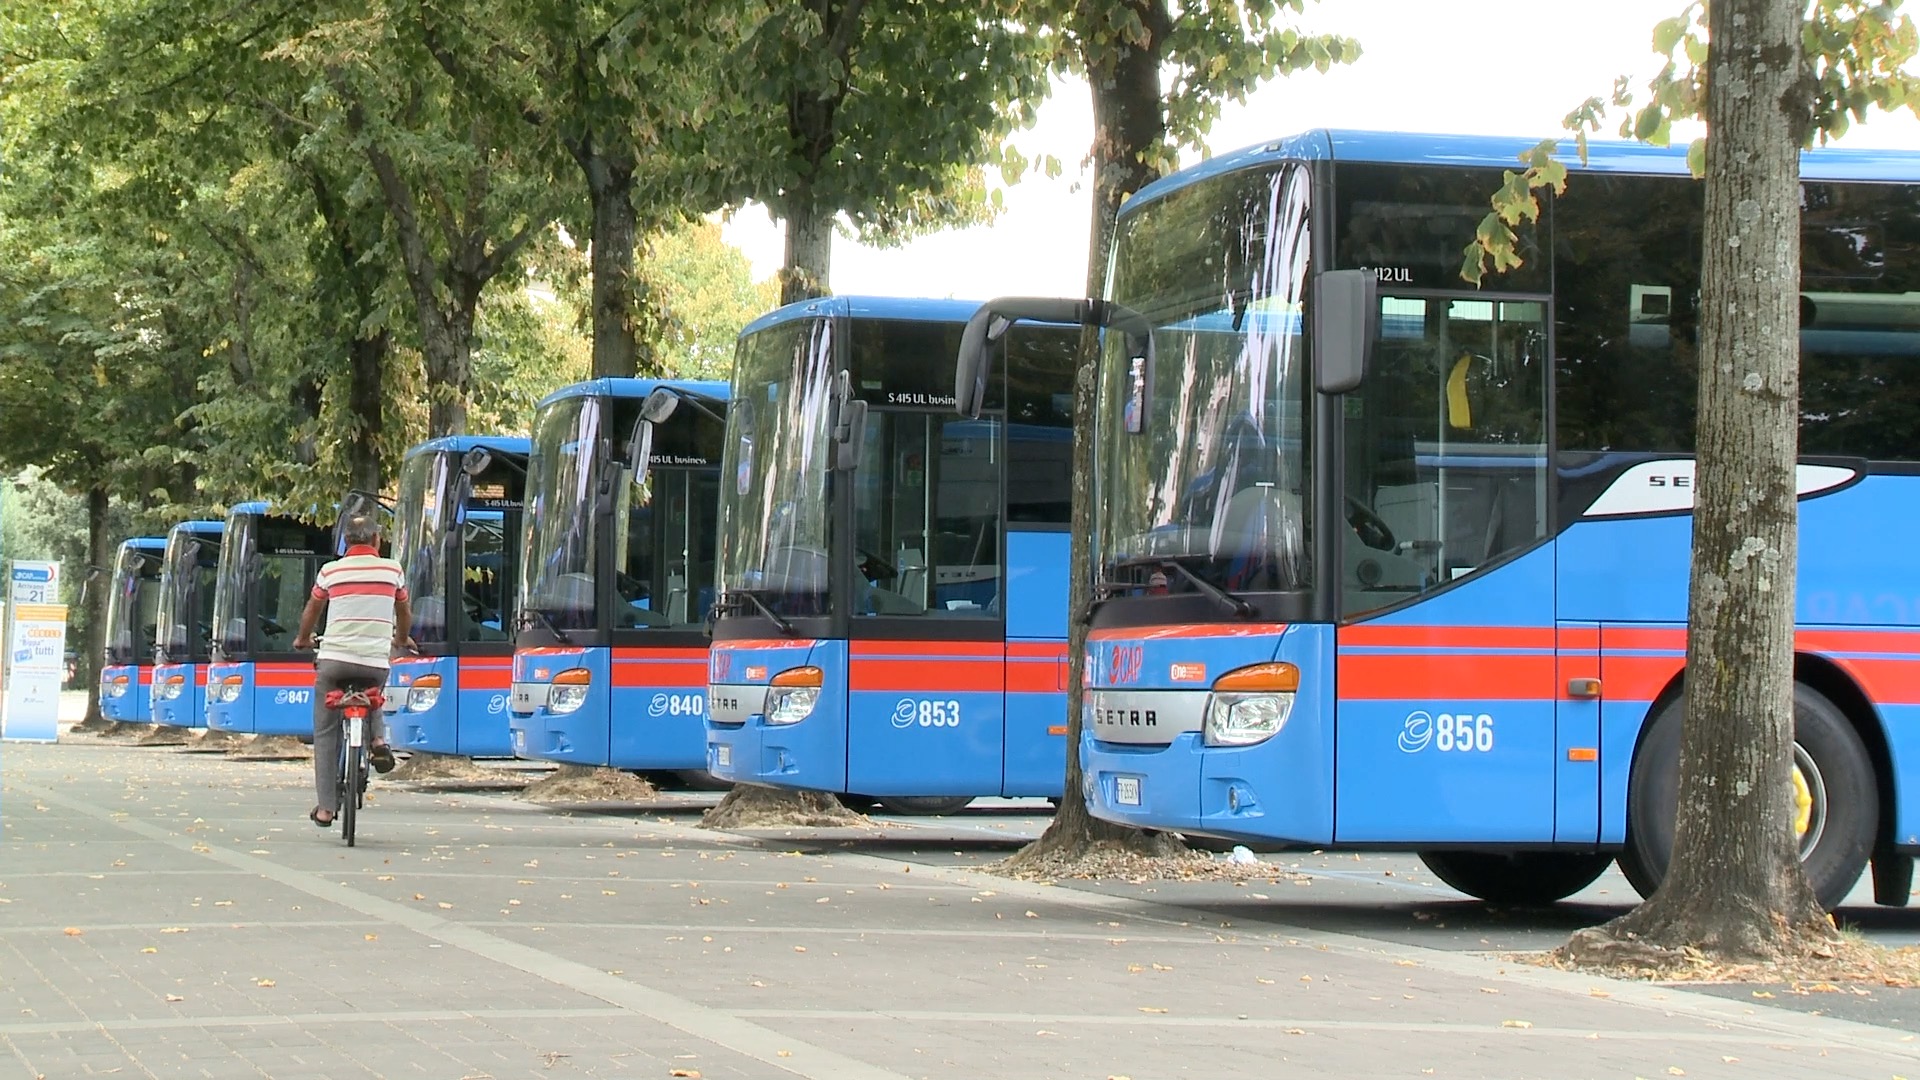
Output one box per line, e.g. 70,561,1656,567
583,152,641,378
77,483,112,729
422,326,472,438
780,188,833,305
1564,0,1830,965
1008,8,1186,867
344,331,388,490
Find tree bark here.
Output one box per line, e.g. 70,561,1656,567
78,482,112,728
1009,3,1186,866
580,147,642,378
1564,0,1830,964
344,331,388,490
780,185,833,305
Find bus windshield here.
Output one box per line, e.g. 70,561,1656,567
213,514,331,658
105,546,162,666
717,317,837,620
520,397,603,632
156,530,219,662
211,515,252,657
608,395,723,630
395,451,457,644
1095,162,1314,597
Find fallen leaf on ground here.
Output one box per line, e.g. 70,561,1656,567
414,893,427,901
1256,977,1275,985
364,934,378,942
669,1070,701,1078
255,979,276,988
794,946,807,953
165,994,184,1002
437,902,453,909
1752,991,1776,999
62,928,82,936
1025,910,1040,919
1138,1006,1168,1014
778,1049,793,1057
1478,987,1499,994
1667,1069,1685,1077
141,947,157,954
1502,1020,1532,1029
161,927,188,934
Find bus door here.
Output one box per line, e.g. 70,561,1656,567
1555,622,1603,843
1334,295,1560,843
846,410,1006,796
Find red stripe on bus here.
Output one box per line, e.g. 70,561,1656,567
1007,641,1067,660
850,640,1004,657
516,647,588,657
850,658,1003,692
1826,656,1920,705
1337,653,1557,699
1602,654,1685,701
254,669,315,688
1088,623,1290,642
1340,625,1556,650
1558,625,1601,651
1797,628,1920,654
458,661,512,690
1006,658,1066,694
1604,627,1688,652
715,639,820,650
609,661,707,688
612,646,709,661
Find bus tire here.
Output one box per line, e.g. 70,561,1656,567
1417,851,1612,905
1618,684,1877,911
874,796,974,816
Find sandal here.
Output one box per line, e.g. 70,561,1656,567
369,744,396,774
310,806,335,828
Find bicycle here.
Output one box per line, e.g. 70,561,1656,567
324,682,385,847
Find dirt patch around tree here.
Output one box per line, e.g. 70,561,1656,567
385,752,519,784
519,765,656,804
229,735,310,761
990,837,1308,886
1525,932,1920,989
698,784,869,829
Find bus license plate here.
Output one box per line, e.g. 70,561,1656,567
715,744,732,768
1114,776,1141,806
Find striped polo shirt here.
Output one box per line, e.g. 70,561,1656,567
313,546,409,668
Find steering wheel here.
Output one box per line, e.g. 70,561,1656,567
856,546,898,584
1346,496,1396,552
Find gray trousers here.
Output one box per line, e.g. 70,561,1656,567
313,660,390,813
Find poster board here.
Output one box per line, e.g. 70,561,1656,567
3,561,64,742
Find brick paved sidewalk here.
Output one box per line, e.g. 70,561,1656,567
5,739,1918,1079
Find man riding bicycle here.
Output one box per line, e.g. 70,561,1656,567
292,513,413,827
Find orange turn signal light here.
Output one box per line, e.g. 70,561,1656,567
552,668,591,686
1212,662,1300,693
771,666,823,688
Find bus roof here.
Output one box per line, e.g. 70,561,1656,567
739,296,986,337
403,435,534,459
536,378,731,411
119,537,167,553
1125,128,1920,217
168,520,225,538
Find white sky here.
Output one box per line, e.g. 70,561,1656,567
721,0,1920,301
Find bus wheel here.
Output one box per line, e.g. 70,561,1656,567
1618,684,1877,911
1417,851,1613,905
874,796,974,816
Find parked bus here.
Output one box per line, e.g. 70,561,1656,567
705,297,1077,813
150,519,224,730
206,503,335,736
510,379,729,775
100,537,166,723
956,129,1920,910
384,436,530,757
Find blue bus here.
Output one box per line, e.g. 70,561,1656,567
385,436,530,757
100,537,166,723
150,519,224,730
206,503,335,736
510,379,729,774
957,129,1920,910
705,297,1078,814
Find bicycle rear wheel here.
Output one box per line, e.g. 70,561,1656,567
340,746,361,847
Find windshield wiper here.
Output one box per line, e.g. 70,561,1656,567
1102,556,1257,620
725,589,795,636
522,607,574,645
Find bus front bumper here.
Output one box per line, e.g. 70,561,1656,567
1081,728,1334,848
705,689,847,793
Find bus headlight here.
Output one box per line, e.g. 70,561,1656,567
765,666,823,726
107,676,129,699
158,677,185,701
406,674,443,713
1203,663,1299,747
548,669,590,714
211,676,243,704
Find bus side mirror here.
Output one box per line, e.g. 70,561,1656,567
955,297,1095,419
641,388,680,424
832,372,867,471
461,447,494,476
1314,269,1376,395
625,421,653,478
